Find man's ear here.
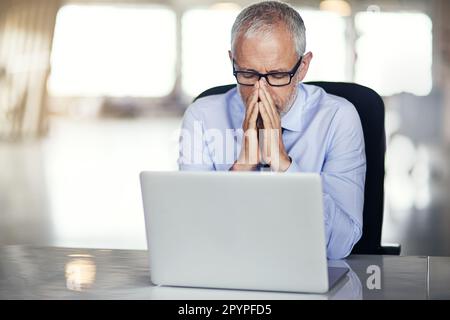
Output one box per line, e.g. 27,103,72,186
297,51,313,83
228,50,233,63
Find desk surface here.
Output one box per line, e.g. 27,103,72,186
0,246,449,300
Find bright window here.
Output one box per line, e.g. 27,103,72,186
355,12,432,96
299,9,348,82
181,6,240,97
48,5,176,97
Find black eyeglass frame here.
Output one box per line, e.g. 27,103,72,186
232,56,303,87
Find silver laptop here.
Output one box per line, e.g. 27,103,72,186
140,171,348,294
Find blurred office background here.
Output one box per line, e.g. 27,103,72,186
0,0,449,256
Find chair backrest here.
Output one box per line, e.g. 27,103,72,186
193,82,387,255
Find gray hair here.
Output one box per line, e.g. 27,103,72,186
231,1,306,57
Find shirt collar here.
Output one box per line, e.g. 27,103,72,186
281,83,305,132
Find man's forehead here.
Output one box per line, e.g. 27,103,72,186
233,24,297,70
234,36,297,71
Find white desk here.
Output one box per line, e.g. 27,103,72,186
0,246,449,299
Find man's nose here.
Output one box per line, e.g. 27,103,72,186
259,77,269,86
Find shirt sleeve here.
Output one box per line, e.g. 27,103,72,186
286,102,366,260
178,107,215,171
322,103,366,259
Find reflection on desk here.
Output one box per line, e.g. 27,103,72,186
0,246,448,299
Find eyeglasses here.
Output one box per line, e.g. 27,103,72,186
232,56,303,87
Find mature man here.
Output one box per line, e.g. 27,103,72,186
178,1,366,260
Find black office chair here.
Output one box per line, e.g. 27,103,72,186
194,82,401,256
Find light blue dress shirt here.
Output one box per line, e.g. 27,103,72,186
178,83,366,259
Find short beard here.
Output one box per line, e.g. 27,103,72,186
279,86,299,117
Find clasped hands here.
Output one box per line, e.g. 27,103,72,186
232,79,291,172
